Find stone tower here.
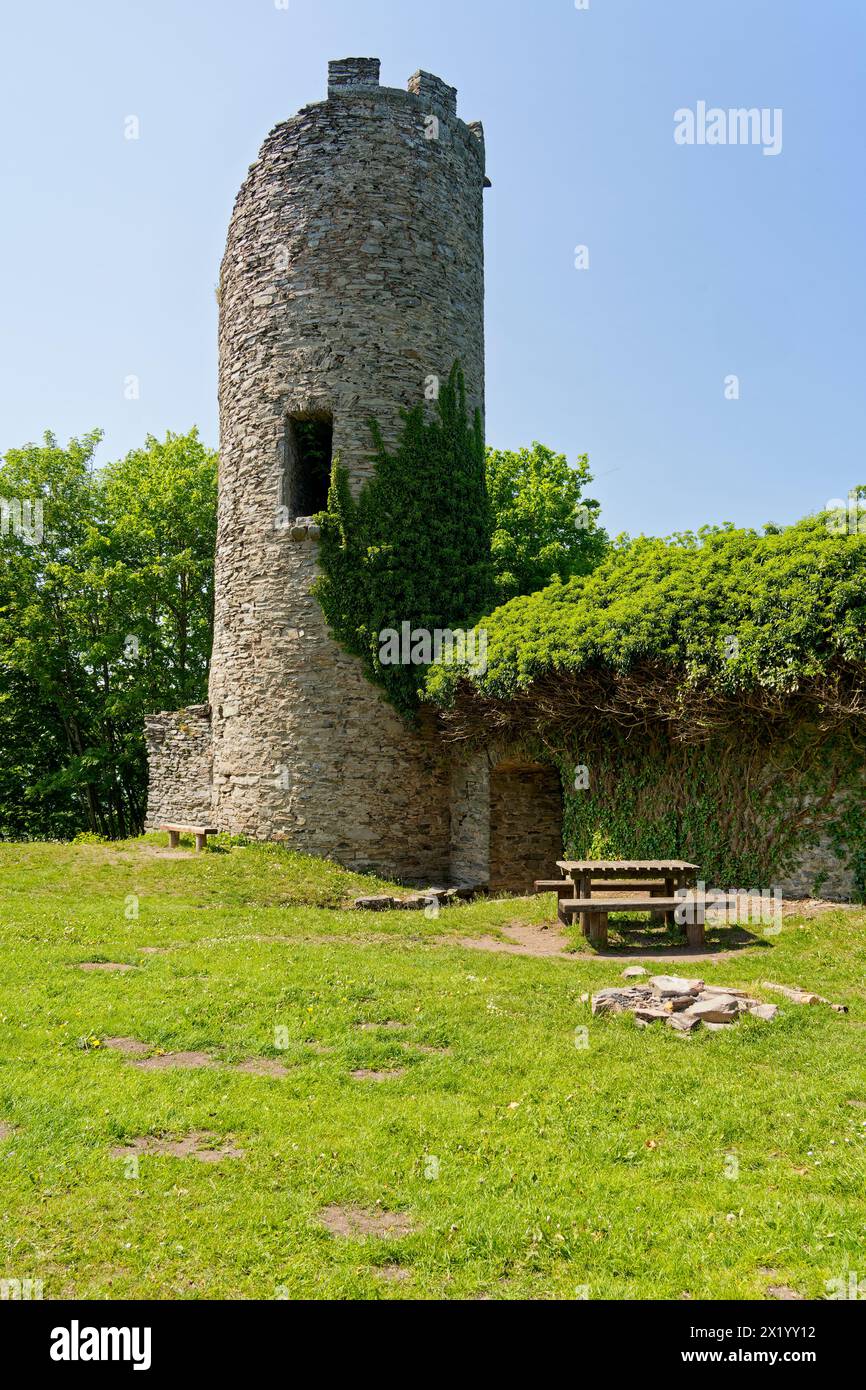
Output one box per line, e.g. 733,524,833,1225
205,58,488,878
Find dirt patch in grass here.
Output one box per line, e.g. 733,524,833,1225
138,946,173,955
319,1205,415,1239
110,1130,244,1162
375,1266,412,1283
103,1037,151,1056
355,1021,406,1032
131,1051,216,1071
73,961,137,973
766,1285,805,1301
0,1123,14,1141
350,1069,407,1082
305,1041,334,1055
232,1059,292,1078
118,846,195,861
455,924,576,959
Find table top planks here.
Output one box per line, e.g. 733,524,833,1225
557,859,698,874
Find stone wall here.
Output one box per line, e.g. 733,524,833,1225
775,828,858,901
449,753,490,885
489,763,564,894
144,705,213,830
556,742,862,904
206,58,486,878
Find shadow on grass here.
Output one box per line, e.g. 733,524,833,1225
590,922,769,958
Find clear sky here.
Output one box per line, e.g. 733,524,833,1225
1,0,863,537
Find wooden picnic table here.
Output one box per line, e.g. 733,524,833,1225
556,859,700,938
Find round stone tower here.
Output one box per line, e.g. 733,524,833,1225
208,58,487,879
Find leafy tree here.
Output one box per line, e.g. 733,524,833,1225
486,443,607,601
99,430,217,710
0,429,216,839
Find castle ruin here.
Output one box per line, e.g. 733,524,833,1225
144,58,565,890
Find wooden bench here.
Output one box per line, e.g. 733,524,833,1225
533,879,577,901
160,823,218,853
537,878,670,923
559,895,706,948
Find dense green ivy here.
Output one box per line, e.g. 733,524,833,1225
426,512,866,705
314,363,494,716
427,509,866,896
557,731,866,896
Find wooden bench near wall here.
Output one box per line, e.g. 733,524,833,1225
160,823,218,853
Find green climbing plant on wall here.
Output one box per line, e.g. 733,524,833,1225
556,730,866,895
314,362,494,717
427,508,866,895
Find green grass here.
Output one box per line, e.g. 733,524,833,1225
1,835,865,1301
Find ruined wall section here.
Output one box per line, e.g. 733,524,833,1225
144,706,213,831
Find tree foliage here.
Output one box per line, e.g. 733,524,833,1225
486,443,607,601
0,429,217,838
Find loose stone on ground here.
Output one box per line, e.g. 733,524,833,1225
591,975,789,1033
762,981,848,1012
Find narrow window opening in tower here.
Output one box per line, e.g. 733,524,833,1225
284,413,333,517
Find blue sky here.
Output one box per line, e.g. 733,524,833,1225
1,0,863,536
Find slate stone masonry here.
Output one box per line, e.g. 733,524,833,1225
203,58,485,877
144,705,213,829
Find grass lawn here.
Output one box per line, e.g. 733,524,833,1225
1,835,865,1301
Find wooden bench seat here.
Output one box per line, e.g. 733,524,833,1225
533,879,576,898
160,823,218,853
538,879,671,924
581,881,666,893
559,895,706,947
